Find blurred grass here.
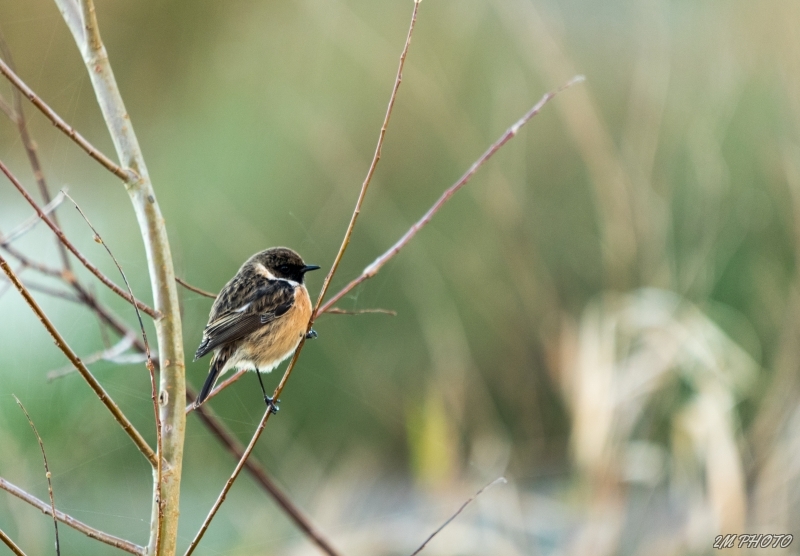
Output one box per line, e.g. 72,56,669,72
1,0,800,554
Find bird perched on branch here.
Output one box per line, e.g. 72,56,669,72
193,247,320,411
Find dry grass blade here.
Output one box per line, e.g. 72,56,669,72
0,528,26,556
0,160,160,318
0,255,157,466
410,477,507,556
63,191,163,546
0,477,144,555
12,396,60,556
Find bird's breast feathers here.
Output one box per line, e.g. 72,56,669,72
221,284,311,375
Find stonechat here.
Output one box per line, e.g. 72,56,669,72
193,247,320,410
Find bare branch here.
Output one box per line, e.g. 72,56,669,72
313,0,421,316
0,254,157,467
175,276,216,299
184,4,423,551
410,477,507,556
55,0,188,550
320,75,585,313
0,160,160,318
0,528,26,556
187,389,342,556
13,396,60,556
0,57,132,181
0,477,144,555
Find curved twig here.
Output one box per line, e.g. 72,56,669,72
410,477,506,555
13,396,60,556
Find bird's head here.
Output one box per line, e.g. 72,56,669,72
250,247,320,284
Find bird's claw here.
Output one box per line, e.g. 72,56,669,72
264,395,280,415
305,329,318,340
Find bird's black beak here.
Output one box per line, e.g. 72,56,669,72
302,265,321,274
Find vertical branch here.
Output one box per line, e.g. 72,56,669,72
13,396,60,556
53,1,186,553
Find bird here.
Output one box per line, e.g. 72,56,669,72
193,247,320,411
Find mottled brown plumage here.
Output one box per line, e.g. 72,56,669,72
193,247,319,408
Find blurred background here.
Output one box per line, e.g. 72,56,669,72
1,0,799,554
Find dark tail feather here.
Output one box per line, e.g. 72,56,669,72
196,354,224,406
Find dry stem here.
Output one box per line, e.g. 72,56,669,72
13,396,60,556
0,477,144,555
410,477,506,555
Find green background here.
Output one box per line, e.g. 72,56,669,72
1,0,798,554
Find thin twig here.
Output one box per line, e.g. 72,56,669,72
320,75,585,314
410,477,507,556
184,4,422,551
313,0,420,317
324,307,397,316
0,57,133,181
64,190,164,545
0,255,157,467
1,190,66,245
13,396,60,556
0,159,160,318
0,35,73,272
175,276,216,299
187,389,342,556
0,91,16,121
0,477,144,555
0,528,26,556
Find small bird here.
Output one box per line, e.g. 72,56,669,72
193,247,320,411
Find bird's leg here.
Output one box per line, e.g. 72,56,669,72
255,370,279,414
305,329,318,339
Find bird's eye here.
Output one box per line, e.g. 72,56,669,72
279,265,289,273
